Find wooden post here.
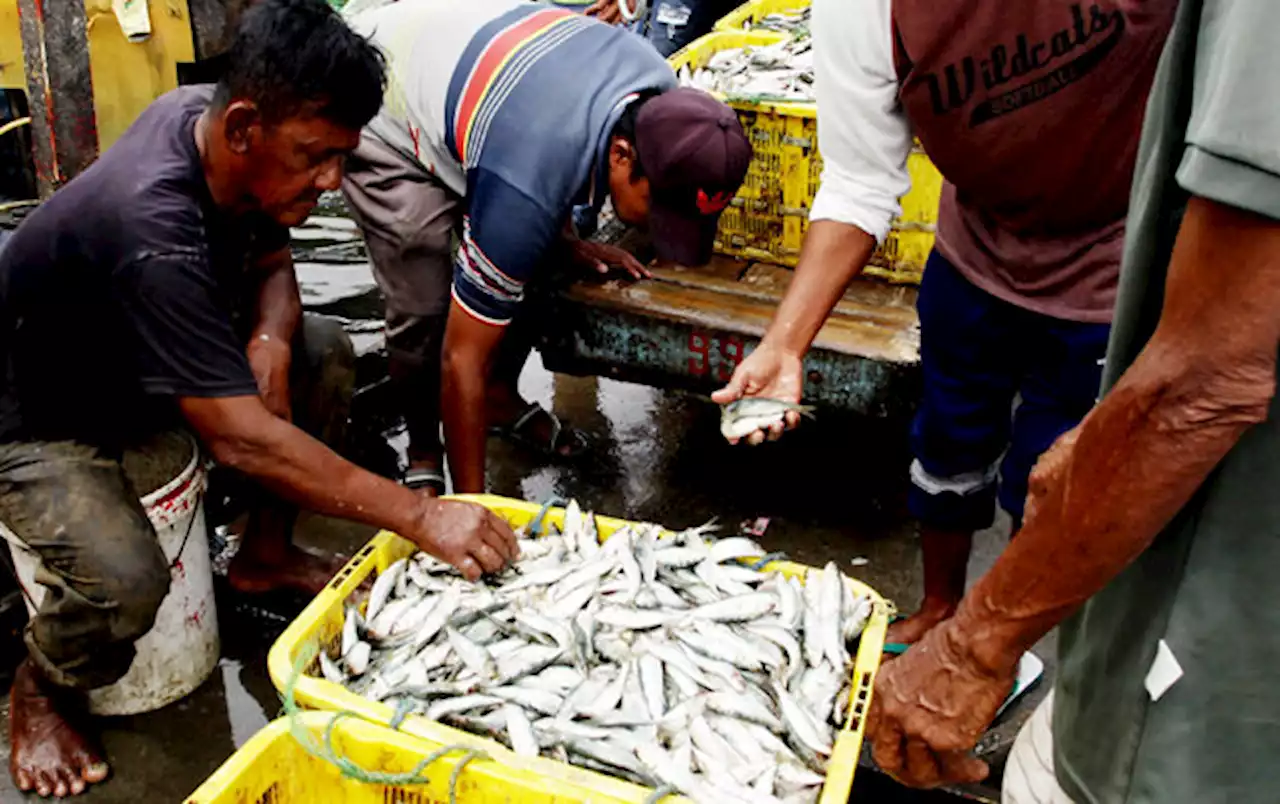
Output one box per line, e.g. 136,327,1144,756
16,0,97,197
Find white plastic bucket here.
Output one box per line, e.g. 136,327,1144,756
6,434,220,715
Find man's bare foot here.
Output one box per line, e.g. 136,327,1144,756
227,544,349,597
9,659,109,798
885,598,959,648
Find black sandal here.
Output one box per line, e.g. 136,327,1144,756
489,402,588,460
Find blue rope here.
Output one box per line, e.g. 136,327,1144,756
529,496,566,536
741,551,789,571
645,784,678,803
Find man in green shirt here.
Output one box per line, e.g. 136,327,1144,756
865,1,1280,801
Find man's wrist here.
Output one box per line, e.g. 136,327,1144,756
943,602,1024,678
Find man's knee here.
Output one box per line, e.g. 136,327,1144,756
299,314,355,378
109,551,170,643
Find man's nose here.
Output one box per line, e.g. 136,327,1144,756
316,158,343,191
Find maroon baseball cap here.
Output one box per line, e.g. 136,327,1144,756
636,88,752,266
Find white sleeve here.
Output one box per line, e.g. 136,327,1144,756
808,0,913,243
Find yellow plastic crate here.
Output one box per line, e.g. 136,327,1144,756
714,0,810,33
186,712,571,803
670,32,942,283
267,494,891,804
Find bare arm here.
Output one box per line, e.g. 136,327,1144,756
761,221,878,355
956,196,1280,669
246,247,301,419
250,247,301,344
869,196,1280,787
441,301,505,494
180,394,517,579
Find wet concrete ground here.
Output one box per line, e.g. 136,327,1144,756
0,202,1049,802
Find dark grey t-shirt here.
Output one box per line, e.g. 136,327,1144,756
0,85,287,450
1053,1,1280,801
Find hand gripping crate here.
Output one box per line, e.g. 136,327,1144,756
670,30,943,283
266,494,891,803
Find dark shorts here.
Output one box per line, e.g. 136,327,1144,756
0,315,353,690
908,251,1110,532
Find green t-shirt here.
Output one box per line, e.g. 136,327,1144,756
1053,1,1280,802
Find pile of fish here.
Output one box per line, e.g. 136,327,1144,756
678,36,814,103
744,7,810,35
316,501,874,803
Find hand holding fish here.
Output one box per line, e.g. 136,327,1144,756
712,342,806,444
404,498,520,581
867,617,1012,788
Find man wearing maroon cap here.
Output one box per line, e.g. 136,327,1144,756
343,0,750,495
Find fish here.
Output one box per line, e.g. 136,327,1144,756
818,562,849,669
319,497,871,799
638,654,666,721
686,591,777,623
503,704,539,757
773,681,832,756
365,557,406,622
445,626,496,680
719,398,816,441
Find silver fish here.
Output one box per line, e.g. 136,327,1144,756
719,398,815,440
638,654,666,721
445,626,496,680
366,557,407,622
502,704,539,757
686,592,776,623
488,685,562,716
773,681,832,756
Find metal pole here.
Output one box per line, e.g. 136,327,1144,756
16,0,97,197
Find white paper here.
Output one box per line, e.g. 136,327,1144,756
112,0,152,43
1144,639,1184,702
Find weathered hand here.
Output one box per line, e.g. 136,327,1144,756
408,498,519,581
584,0,625,24
247,333,292,421
570,239,652,280
867,619,1015,788
710,342,805,445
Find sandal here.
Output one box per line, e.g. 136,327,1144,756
402,467,447,496
489,402,588,460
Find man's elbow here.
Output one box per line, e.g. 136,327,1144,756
201,432,257,472
1154,355,1276,433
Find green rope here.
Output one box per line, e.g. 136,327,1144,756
282,645,490,799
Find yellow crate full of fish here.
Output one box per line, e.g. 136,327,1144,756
714,0,811,33
670,31,943,283
267,494,890,803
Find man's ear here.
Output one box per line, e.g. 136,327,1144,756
222,100,262,156
609,136,636,171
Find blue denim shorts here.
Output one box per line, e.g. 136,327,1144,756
908,250,1110,532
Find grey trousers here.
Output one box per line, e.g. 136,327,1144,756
341,133,540,456
0,315,353,690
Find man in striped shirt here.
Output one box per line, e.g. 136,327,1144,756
344,0,750,494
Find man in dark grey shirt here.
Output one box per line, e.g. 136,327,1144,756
864,0,1280,800
0,0,516,797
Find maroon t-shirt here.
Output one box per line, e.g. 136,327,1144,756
892,1,1176,322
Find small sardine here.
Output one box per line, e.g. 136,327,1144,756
720,398,815,440
366,557,407,622
686,592,777,623
502,704,539,757
773,681,832,756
